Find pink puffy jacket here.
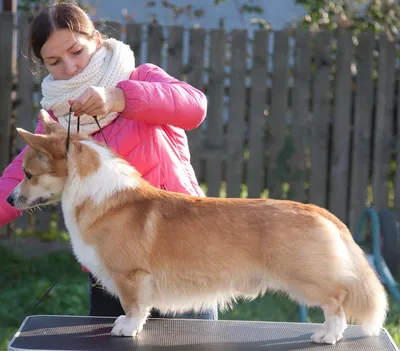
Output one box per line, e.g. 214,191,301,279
0,63,206,227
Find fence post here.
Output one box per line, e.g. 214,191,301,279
0,13,13,171
0,12,14,236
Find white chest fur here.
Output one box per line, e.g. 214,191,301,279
62,201,118,295
62,202,117,295
59,140,140,296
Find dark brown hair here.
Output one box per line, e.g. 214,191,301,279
27,1,96,68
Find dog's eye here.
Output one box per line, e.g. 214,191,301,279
24,171,32,180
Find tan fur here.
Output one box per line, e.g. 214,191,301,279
10,109,388,343
74,146,101,178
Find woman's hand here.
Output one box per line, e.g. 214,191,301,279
69,87,125,116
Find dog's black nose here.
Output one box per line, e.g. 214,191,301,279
6,195,14,206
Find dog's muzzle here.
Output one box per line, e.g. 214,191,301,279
6,192,32,209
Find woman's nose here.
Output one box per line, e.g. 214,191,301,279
64,59,78,77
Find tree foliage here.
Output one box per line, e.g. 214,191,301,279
139,0,270,29
18,0,95,20
295,0,399,40
17,0,400,40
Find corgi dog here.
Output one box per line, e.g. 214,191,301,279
7,110,388,345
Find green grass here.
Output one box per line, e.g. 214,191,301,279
0,245,88,350
1,245,400,349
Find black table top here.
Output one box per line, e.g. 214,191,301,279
8,315,399,351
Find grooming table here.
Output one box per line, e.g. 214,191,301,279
8,315,399,351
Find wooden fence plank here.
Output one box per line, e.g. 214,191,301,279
372,33,396,211
186,28,206,180
289,29,311,203
309,30,332,208
13,15,35,232
247,30,269,198
395,65,400,220
348,31,375,234
205,29,226,197
167,26,184,80
147,24,163,67
226,29,247,198
126,23,142,66
0,13,13,174
15,15,35,151
267,29,289,199
328,30,353,222
0,13,14,236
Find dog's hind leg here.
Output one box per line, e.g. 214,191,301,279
298,289,347,344
309,289,348,344
111,270,153,337
282,282,348,344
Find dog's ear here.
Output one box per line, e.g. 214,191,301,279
17,128,43,150
16,128,64,159
40,109,65,135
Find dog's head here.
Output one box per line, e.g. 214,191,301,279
7,110,80,210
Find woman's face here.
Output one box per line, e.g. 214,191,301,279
40,28,101,80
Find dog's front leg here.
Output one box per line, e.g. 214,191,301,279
111,270,153,337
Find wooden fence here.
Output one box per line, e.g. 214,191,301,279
0,13,400,237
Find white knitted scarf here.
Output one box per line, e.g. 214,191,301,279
40,38,135,134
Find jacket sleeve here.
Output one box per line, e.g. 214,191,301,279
116,64,207,131
0,116,44,227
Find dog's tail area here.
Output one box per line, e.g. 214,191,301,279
342,244,388,336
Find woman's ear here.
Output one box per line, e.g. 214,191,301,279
93,30,103,48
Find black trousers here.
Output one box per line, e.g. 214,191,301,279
88,274,218,319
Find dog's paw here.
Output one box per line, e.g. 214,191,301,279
311,310,347,344
311,326,343,345
111,315,144,337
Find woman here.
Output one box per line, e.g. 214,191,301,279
0,1,217,320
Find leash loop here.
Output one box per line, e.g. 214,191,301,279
66,107,108,155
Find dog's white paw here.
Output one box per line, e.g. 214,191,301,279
311,327,342,344
311,304,348,344
111,315,144,337
311,320,346,345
